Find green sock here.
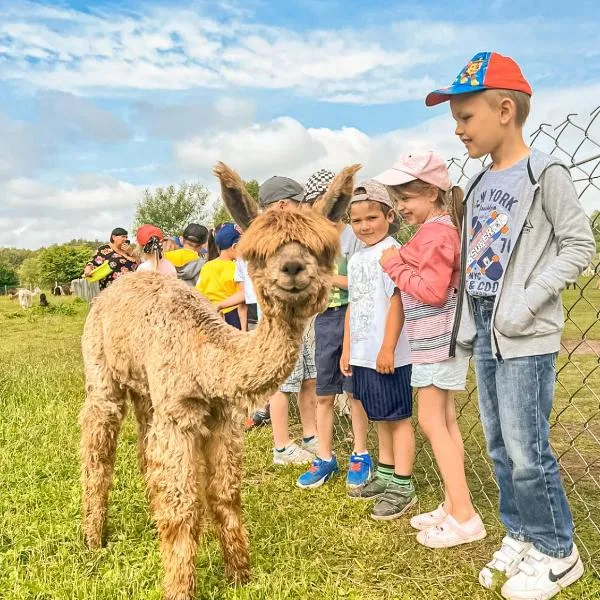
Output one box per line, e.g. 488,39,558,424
392,474,415,493
376,463,394,482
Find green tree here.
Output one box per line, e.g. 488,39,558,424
134,182,211,237
212,179,259,227
18,256,41,287
0,248,34,269
36,245,94,286
0,262,18,288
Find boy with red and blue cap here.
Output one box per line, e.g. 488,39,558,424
427,52,595,598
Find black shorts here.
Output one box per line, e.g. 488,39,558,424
314,305,353,396
352,364,412,421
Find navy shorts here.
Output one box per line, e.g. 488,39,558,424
224,308,241,330
352,364,412,421
315,305,353,396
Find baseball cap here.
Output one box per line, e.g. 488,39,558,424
374,151,451,191
214,222,242,250
350,180,400,235
182,223,208,244
259,176,304,206
136,224,164,247
303,169,335,203
425,51,532,107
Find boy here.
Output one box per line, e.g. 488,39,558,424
340,180,416,520
259,175,319,465
297,169,372,489
426,52,595,598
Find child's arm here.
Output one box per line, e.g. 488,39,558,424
376,289,404,375
332,274,348,289
381,239,455,308
340,304,352,377
216,288,246,311
526,165,596,312
237,302,248,331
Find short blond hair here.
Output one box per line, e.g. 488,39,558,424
484,89,531,127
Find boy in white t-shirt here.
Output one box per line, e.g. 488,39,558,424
340,180,416,520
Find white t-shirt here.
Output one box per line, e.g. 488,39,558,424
138,258,177,276
234,259,257,304
347,236,412,369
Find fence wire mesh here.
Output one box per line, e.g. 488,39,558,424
307,106,600,574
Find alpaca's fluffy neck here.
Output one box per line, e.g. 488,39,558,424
225,311,307,402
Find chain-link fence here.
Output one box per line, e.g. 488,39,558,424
325,106,600,573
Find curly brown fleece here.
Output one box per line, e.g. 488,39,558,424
80,162,361,600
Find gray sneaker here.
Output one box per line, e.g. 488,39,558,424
371,483,417,520
347,476,388,500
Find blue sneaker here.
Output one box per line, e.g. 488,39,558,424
346,453,373,488
296,456,339,489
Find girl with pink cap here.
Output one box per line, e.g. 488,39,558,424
376,151,486,548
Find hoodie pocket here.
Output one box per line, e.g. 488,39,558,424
494,284,537,337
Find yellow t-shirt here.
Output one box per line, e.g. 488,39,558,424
197,259,239,314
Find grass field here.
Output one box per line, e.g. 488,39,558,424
0,289,599,600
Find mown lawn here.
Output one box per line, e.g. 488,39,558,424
0,293,598,599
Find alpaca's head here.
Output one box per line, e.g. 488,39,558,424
214,162,360,320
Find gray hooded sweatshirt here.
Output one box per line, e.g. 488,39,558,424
451,148,596,360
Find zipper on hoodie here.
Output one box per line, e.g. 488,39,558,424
449,170,487,358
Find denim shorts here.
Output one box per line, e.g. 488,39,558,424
314,305,353,396
352,364,412,421
411,356,469,390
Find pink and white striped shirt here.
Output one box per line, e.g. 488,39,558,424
382,215,460,364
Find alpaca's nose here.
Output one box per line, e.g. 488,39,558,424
281,260,305,276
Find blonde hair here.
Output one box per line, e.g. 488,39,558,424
484,89,531,127
387,180,465,233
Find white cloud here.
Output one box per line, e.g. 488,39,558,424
2,4,596,104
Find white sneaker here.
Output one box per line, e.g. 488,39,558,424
501,544,584,600
479,536,532,590
416,514,487,548
272,442,314,465
301,436,319,456
410,503,447,531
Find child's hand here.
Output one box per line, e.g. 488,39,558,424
376,347,395,375
340,350,352,377
379,247,400,267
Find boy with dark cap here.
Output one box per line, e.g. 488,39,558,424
426,52,595,598
259,176,319,465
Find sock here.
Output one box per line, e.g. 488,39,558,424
392,474,415,492
302,435,315,444
352,451,369,457
376,463,394,481
254,408,268,418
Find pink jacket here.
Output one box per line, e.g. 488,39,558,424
382,217,460,308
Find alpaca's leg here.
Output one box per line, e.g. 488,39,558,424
146,417,201,600
131,393,153,477
80,389,127,549
204,417,250,584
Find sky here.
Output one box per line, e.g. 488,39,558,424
1,0,600,249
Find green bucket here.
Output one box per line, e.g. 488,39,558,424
86,261,113,282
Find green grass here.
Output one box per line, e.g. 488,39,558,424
0,294,599,599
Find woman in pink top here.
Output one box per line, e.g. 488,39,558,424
375,151,485,548
136,224,177,276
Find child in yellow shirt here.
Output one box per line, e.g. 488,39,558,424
196,222,242,329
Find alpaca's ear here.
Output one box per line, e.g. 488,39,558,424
213,162,260,231
313,164,362,222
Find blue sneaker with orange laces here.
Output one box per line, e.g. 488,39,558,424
296,456,339,489
346,453,373,488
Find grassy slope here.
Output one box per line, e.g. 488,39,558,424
0,294,598,599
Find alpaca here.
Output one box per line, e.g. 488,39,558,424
80,162,360,600
18,287,41,309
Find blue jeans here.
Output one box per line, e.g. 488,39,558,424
472,296,573,558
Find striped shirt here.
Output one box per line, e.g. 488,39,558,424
382,215,460,364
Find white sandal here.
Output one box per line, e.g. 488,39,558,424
416,514,487,548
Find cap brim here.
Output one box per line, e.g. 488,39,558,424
425,84,489,107
373,168,418,187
